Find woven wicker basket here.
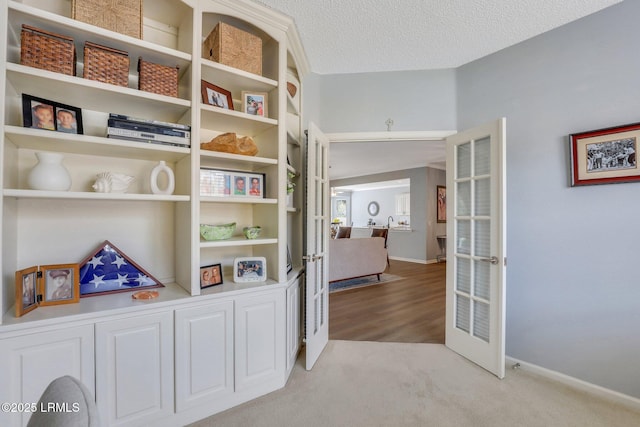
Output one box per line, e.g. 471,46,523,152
83,42,129,87
203,22,262,75
72,0,142,39
20,25,76,76
138,58,178,98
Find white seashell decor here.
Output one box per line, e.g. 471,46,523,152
92,172,135,193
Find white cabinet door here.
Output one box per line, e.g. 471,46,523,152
286,276,303,376
175,300,234,412
95,311,174,427
235,290,285,392
0,325,94,427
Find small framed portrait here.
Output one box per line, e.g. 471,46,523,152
201,80,234,110
234,257,267,283
14,263,80,317
15,266,38,317
248,174,263,197
54,106,80,134
242,91,268,117
570,122,640,186
233,174,247,196
41,264,79,305
22,94,83,134
200,263,223,289
437,185,446,223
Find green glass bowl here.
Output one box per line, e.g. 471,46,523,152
200,222,236,241
243,226,262,239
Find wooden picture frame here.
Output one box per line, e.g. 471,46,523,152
201,80,234,110
437,185,446,223
200,263,223,289
233,257,267,283
22,94,83,134
242,91,267,117
15,263,80,317
570,122,640,186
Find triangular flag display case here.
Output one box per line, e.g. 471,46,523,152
79,240,163,297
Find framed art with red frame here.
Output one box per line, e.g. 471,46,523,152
570,122,640,186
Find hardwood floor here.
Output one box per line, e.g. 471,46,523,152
329,260,446,343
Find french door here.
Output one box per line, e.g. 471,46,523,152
445,118,507,378
304,122,330,370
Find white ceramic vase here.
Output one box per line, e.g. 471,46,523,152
28,152,72,191
150,161,175,195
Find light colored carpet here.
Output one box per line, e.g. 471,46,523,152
329,273,404,293
188,340,640,427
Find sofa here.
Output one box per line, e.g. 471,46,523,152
329,237,388,282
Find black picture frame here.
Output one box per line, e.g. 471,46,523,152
200,167,266,198
22,94,84,134
200,263,223,289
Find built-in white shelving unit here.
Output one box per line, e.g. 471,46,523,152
0,0,310,425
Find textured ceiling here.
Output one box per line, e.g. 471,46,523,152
255,0,621,74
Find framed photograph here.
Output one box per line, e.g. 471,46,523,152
201,80,234,110
200,263,223,289
41,264,80,305
437,185,446,223
22,94,83,134
200,168,231,196
15,266,38,317
233,257,267,283
287,247,293,273
200,168,265,198
14,263,80,317
247,174,263,197
570,122,640,186
233,174,247,196
242,91,268,117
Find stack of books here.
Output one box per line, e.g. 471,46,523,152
107,113,191,148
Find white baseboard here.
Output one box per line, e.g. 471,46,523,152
389,256,430,264
506,356,640,411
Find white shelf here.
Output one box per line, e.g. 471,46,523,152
200,237,278,248
200,104,277,136
200,196,278,204
201,150,277,170
201,58,277,94
8,1,192,71
3,189,190,202
4,126,190,162
7,64,191,121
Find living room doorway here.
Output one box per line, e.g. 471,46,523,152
329,259,446,343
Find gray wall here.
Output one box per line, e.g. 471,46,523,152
332,167,448,263
303,69,457,131
304,0,640,399
457,1,640,398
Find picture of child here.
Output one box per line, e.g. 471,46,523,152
249,177,261,196
56,108,77,134
234,176,246,195
31,102,55,130
47,269,73,301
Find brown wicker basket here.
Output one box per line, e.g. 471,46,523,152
20,25,76,76
203,22,262,75
72,0,142,39
138,58,179,98
83,42,129,87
